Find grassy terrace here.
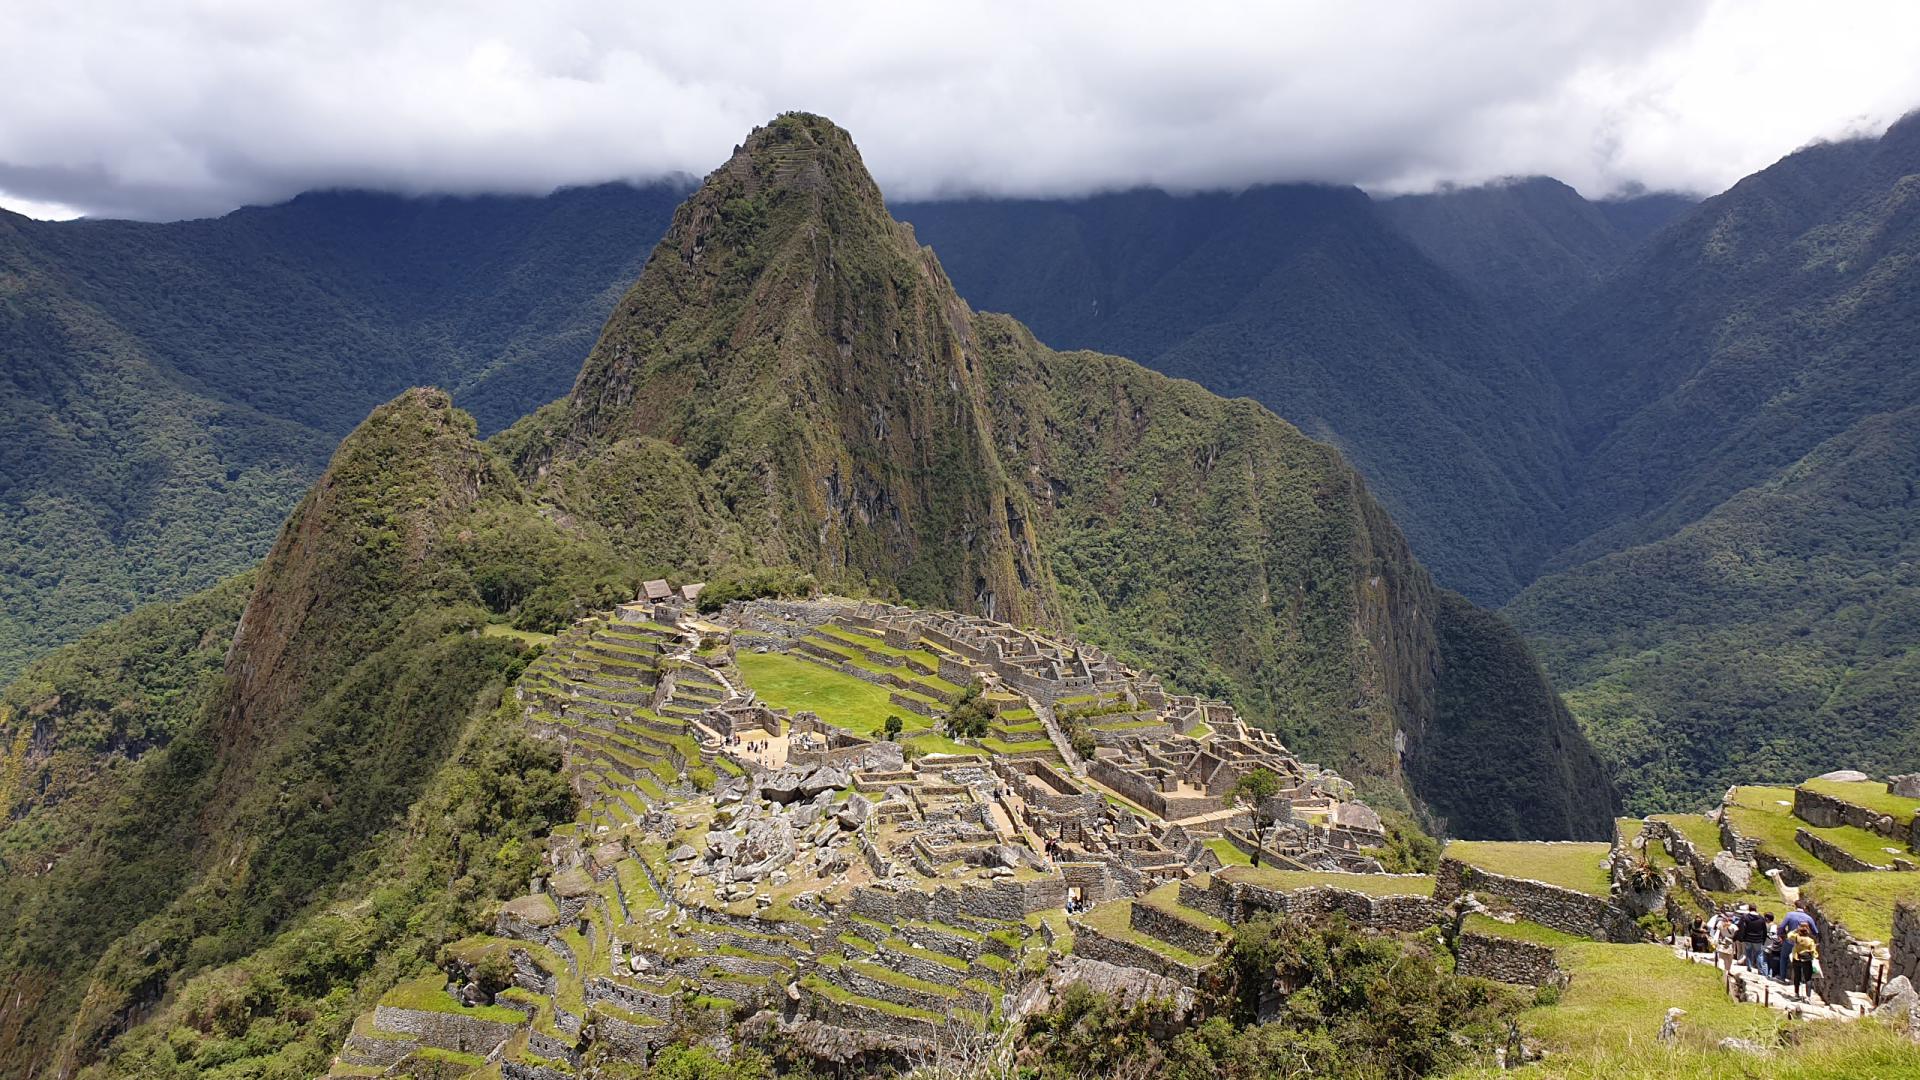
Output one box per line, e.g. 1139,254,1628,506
736,649,935,739
1140,881,1230,934
799,974,944,1022
1460,913,1584,947
1216,865,1437,897
1206,838,1252,867
901,730,976,756
481,622,555,646
1078,901,1216,966
815,623,944,668
1724,786,1827,878
1651,813,1724,857
1801,778,1920,827
1802,872,1920,942
381,974,527,1025
1799,820,1914,868
1444,841,1612,896
1451,942,1810,1078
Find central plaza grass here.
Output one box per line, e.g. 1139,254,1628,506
736,650,930,738
1444,840,1613,896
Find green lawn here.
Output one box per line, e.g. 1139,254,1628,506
1139,881,1230,934
1450,942,1828,1078
1800,779,1920,827
902,730,977,757
1217,865,1436,897
381,974,527,1024
736,650,931,738
1798,821,1913,869
1077,901,1215,966
1444,841,1613,896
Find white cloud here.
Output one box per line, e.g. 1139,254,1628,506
2,0,1918,220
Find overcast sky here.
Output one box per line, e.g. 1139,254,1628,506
5,0,1920,221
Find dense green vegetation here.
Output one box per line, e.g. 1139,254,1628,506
1019,914,1522,1079
0,184,685,680
900,187,1578,604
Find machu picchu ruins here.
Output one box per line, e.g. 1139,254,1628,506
328,590,1920,1077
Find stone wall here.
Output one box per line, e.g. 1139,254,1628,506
369,1005,520,1056
503,1061,575,1080
1210,878,1443,934
1796,827,1895,872
1435,858,1640,943
585,977,679,1022
1795,786,1912,842
1454,931,1565,987
1802,896,1880,1006
1070,922,1206,987
1892,901,1920,984
591,1012,669,1058
797,984,938,1041
1129,901,1226,957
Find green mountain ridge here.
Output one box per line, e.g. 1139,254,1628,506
0,183,687,681
0,114,1615,1076
1507,111,1920,810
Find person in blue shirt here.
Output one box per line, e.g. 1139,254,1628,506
1777,901,1816,980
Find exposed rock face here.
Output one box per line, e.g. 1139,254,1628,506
1815,770,1871,783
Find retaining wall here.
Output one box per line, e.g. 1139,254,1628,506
1794,787,1912,843
369,1006,519,1056
1435,858,1639,943
1454,932,1565,987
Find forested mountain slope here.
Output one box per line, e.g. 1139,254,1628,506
1506,113,1920,811
0,114,1615,1076
0,184,685,680
897,187,1579,603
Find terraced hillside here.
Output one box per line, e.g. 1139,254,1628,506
328,595,1920,1075
328,595,1354,1074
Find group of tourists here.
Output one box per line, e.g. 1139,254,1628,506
1690,900,1822,999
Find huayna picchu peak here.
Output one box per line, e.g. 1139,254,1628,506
35,112,1861,1080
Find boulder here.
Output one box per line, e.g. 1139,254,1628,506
801,767,850,799
759,768,810,805
1332,801,1384,834
1815,769,1871,783
1706,851,1755,893
835,795,872,830
670,844,699,863
1890,775,1920,799
1875,976,1919,1021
